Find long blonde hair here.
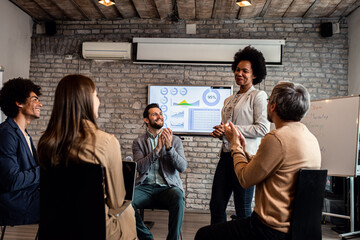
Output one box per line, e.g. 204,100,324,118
38,74,98,167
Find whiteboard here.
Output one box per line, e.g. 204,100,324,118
301,96,360,177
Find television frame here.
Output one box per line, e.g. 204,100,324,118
147,84,233,136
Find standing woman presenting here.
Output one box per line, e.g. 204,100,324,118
210,46,270,224
37,74,137,240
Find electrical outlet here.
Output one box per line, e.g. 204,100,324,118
181,136,193,141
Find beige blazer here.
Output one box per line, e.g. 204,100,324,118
78,120,137,240
222,86,270,155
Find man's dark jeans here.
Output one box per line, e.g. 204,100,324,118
195,212,290,240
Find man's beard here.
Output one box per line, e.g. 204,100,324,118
149,120,163,129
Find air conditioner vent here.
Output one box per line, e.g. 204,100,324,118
82,42,132,60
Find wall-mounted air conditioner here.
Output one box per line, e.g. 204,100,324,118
82,42,132,60
133,38,285,66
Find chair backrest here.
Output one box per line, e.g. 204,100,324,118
290,169,328,240
122,161,137,201
39,162,106,240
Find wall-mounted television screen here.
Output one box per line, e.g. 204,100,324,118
148,85,233,135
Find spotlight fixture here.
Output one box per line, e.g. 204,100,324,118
98,0,115,6
236,0,251,7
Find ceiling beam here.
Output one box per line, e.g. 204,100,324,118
344,4,360,17
89,0,107,19
282,0,296,18
70,0,90,20
302,0,320,18
259,0,272,17
113,0,139,18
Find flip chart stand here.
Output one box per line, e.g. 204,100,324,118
322,177,360,238
301,96,360,238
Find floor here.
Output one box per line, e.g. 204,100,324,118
1,210,357,240
145,210,345,240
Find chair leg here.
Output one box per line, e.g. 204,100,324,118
35,226,39,240
140,209,144,220
1,226,6,240
139,209,155,230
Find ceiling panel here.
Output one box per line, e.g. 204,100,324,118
238,0,266,19
51,0,86,20
196,0,214,19
304,0,343,18
329,0,360,18
264,0,293,18
9,0,360,21
132,0,160,18
154,0,173,19
178,0,196,20
72,0,104,20
283,0,316,18
212,0,239,19
11,0,52,20
114,0,138,18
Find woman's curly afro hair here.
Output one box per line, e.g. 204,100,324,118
231,46,267,85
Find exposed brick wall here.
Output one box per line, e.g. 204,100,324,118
28,18,348,212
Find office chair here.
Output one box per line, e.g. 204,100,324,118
290,169,328,240
39,163,106,240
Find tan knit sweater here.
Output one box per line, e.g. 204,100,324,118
230,121,321,233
